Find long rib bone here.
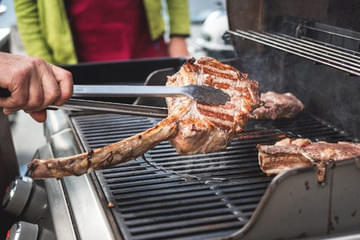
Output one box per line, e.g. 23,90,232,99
28,116,178,179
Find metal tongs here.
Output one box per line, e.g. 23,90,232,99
0,85,230,117
72,85,229,105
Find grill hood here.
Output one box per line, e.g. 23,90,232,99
226,0,360,139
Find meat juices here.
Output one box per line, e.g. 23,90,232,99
257,138,360,182
28,57,260,179
251,91,304,120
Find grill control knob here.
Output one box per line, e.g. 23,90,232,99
6,221,55,240
2,177,47,222
6,221,38,240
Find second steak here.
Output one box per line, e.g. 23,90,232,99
257,138,360,182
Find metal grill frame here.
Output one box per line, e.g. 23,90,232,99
227,30,360,76
66,111,360,240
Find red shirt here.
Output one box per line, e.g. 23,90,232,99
66,0,167,62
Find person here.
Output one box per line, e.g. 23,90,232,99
14,0,191,64
0,52,73,122
0,52,73,237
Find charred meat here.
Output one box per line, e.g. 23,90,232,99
258,138,360,182
166,57,259,154
251,91,304,120
28,57,259,178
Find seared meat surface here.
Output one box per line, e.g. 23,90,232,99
28,57,259,178
251,91,304,120
28,117,178,178
166,57,259,154
258,138,360,182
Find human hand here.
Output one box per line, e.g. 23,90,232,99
0,52,73,122
167,37,190,57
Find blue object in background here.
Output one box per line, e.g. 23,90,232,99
189,0,226,23
0,0,16,28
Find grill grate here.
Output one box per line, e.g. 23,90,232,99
71,112,352,240
228,30,360,76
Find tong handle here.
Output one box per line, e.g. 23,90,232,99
73,84,230,105
50,98,168,117
0,87,167,117
73,85,187,98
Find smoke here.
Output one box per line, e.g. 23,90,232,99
225,48,287,93
229,46,360,139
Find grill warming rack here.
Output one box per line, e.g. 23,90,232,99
227,30,360,76
66,112,360,240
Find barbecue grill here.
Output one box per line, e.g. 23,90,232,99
3,0,360,239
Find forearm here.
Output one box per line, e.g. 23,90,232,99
168,37,189,57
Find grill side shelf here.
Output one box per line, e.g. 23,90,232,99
228,165,331,240
227,157,360,240
42,110,116,240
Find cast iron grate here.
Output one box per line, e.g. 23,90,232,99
71,112,352,240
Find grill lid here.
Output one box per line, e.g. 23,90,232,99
224,0,360,139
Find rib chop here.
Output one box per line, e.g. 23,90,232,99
258,138,360,182
251,91,304,120
28,57,260,178
166,57,259,154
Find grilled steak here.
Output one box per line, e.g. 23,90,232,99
28,57,259,178
258,138,360,182
166,57,259,154
251,91,304,120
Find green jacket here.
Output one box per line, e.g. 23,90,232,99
14,0,190,64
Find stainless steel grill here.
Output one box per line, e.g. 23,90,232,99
69,112,351,240
7,1,359,239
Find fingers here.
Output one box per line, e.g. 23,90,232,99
0,54,73,121
30,61,73,109
33,59,61,109
0,61,31,109
25,68,45,112
51,64,73,106
22,58,71,111
3,107,20,115
3,108,47,123
29,110,47,123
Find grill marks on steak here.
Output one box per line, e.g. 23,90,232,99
251,91,304,120
258,138,360,182
28,57,260,178
166,57,259,155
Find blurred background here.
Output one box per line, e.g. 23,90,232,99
0,0,235,175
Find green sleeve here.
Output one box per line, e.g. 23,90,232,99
14,0,54,63
166,0,190,37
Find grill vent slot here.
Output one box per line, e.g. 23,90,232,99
71,112,351,240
